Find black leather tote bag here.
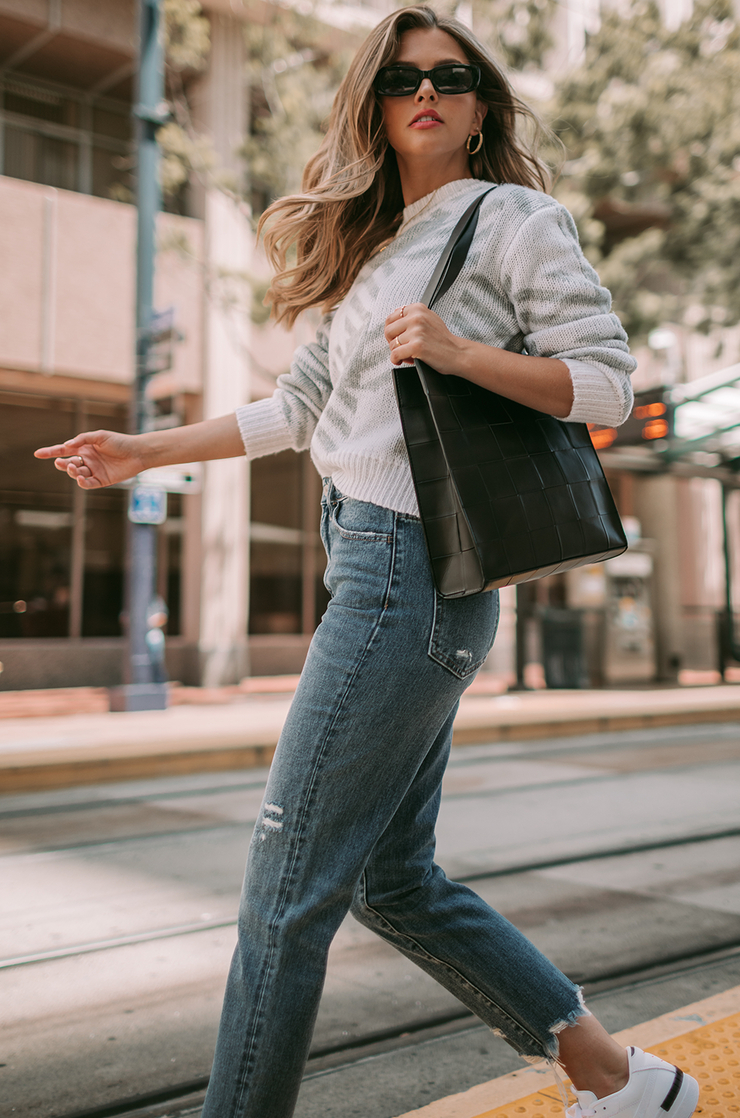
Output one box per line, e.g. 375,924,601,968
393,188,627,599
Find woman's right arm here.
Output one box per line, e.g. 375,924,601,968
36,312,335,490
34,413,243,490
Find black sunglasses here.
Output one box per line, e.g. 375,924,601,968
374,63,481,97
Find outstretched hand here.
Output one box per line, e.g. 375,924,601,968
34,429,146,489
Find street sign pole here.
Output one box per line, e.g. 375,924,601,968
112,0,169,712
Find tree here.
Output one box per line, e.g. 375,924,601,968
242,7,355,213
158,0,213,202
551,0,740,342
472,0,555,72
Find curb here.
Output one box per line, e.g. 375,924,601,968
2,688,740,794
394,985,740,1118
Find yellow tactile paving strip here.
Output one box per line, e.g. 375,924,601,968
396,987,740,1118
470,1014,740,1118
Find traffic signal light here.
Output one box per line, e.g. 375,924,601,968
589,388,675,450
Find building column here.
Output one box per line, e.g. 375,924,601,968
196,14,252,686
634,474,683,680
199,188,251,685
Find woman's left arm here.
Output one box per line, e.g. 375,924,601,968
386,311,575,417
385,200,636,425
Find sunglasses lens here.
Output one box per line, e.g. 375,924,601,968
434,65,476,93
375,64,479,96
376,68,419,95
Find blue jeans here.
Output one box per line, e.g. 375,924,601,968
202,482,584,1118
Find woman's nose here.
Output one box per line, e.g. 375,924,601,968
415,78,437,101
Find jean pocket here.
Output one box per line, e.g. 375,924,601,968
428,589,500,679
331,497,393,543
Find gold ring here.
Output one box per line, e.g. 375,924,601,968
400,306,405,317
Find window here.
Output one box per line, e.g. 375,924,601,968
0,74,131,201
0,394,148,640
249,451,327,636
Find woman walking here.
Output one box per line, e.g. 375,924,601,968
36,7,698,1118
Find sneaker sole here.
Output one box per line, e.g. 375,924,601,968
661,1067,699,1118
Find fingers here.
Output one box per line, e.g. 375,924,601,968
50,454,99,488
52,453,86,473
34,443,73,459
389,329,410,365
35,431,104,458
386,305,427,365
386,303,422,323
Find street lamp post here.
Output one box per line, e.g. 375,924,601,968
112,0,169,712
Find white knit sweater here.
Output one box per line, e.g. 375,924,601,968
236,178,636,517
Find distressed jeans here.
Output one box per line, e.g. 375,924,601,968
201,482,584,1118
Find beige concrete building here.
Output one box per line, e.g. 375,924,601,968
0,0,736,693
0,0,388,690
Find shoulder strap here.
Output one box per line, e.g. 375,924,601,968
421,185,496,310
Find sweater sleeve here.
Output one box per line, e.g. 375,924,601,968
500,202,635,427
235,313,334,459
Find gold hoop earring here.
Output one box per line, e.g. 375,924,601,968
466,132,483,155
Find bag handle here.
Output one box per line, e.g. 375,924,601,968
420,186,496,310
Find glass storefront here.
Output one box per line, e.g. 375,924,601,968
249,451,327,637
1,393,129,639
1,396,322,677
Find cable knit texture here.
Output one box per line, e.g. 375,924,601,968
237,178,636,516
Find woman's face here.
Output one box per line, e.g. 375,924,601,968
379,28,486,166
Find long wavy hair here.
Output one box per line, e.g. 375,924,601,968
259,5,553,327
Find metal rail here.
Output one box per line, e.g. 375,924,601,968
52,939,740,1118
4,824,740,971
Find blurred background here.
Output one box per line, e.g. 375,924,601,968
2,0,740,695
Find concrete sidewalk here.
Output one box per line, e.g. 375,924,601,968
2,682,740,793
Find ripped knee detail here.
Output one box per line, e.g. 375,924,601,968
256,801,284,841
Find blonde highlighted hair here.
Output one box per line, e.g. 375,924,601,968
259,5,553,327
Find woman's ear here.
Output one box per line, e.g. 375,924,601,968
474,99,488,131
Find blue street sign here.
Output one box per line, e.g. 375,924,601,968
128,484,167,525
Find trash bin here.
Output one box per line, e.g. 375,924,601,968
540,607,588,689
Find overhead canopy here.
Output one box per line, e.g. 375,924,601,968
601,362,740,486
666,363,740,464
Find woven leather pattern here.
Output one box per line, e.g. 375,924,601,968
395,362,627,599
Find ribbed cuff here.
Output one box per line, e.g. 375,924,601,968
235,398,293,461
562,359,632,427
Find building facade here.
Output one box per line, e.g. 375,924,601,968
1,0,737,692
0,0,388,689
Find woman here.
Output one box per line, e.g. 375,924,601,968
35,8,698,1118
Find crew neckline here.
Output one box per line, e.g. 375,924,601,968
398,177,490,232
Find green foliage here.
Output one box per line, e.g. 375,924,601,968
157,118,216,199
163,0,210,72
242,6,354,207
551,0,740,339
472,0,555,72
158,0,214,201
241,0,558,210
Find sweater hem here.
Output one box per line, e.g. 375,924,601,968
311,452,420,517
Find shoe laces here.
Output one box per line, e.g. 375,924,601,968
566,1104,595,1118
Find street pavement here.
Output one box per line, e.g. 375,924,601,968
2,681,740,793
2,720,740,1117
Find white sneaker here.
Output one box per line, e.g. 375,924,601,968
565,1046,699,1118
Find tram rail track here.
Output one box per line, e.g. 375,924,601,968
2,718,737,824
5,720,740,1118
4,824,740,971
49,940,740,1118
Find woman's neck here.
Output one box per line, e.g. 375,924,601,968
395,151,474,206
